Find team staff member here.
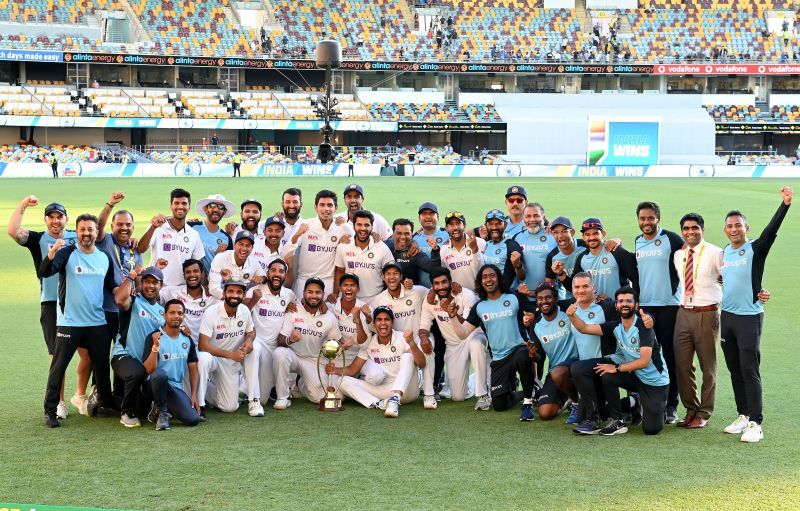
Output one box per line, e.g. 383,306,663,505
190,194,235,274
673,213,724,429
8,196,82,419
452,264,539,421
513,203,556,294
385,218,442,285
482,209,525,289
197,277,256,415
39,214,118,427
633,201,685,424
503,185,528,239
160,259,218,344
545,217,587,300
332,210,395,302
137,188,205,287
110,267,165,428
208,231,265,300
720,186,792,443
413,202,449,287
440,211,485,291
567,286,670,436
142,300,203,431
334,184,392,240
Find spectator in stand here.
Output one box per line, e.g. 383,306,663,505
436,29,443,50
92,79,99,88
211,134,219,148
380,16,386,29
463,50,470,62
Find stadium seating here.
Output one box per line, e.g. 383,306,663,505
146,149,292,164
0,144,99,163
0,0,121,24
367,102,461,121
770,104,800,121
464,104,503,122
705,104,761,121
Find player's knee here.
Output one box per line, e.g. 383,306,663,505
537,404,559,421
492,394,510,411
217,401,239,413
363,370,384,386
643,422,663,435
149,368,167,384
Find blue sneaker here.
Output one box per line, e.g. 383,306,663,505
519,403,534,422
565,403,579,424
573,419,601,435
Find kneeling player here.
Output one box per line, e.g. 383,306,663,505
330,306,427,418
142,300,203,430
567,286,669,436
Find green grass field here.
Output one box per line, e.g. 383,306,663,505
1,177,799,511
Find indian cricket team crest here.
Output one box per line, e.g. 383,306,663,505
331,236,338,243
183,235,190,243
511,187,519,193
199,300,206,307
631,337,638,344
436,237,443,244
280,299,286,307
588,312,595,319
237,320,244,327
466,250,472,256
558,320,566,327
739,249,746,256
243,273,250,279
503,300,511,307
406,299,413,306
655,239,662,246
391,346,397,352
216,239,225,245
495,249,501,255
540,236,547,242
316,320,323,328
68,239,76,245
602,257,609,264
368,252,375,259
182,342,188,349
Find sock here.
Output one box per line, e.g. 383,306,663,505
523,398,533,405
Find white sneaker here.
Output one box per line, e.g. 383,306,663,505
70,393,88,416
374,399,388,410
740,421,764,443
423,395,438,409
724,414,750,434
273,398,291,410
248,399,265,417
384,396,400,418
56,400,68,420
474,395,491,411
120,413,141,428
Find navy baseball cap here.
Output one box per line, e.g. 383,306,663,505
418,201,439,214
240,198,262,211
445,210,466,224
580,217,605,233
223,276,247,290
339,273,360,286
485,209,506,222
263,215,285,229
550,216,573,230
140,267,164,282
304,277,326,291
372,305,394,322
235,231,256,244
505,185,527,199
44,202,67,216
344,183,364,197
382,261,403,274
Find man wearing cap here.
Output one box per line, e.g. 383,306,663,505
334,184,392,241
110,266,166,428
197,276,256,415
564,217,637,300
482,209,526,289
288,189,351,297
160,259,219,345
137,188,205,287
273,278,342,410
503,185,528,239
208,230,265,300
229,198,265,246
545,216,588,300
412,202,450,288
189,194,235,274
513,202,556,294
332,210,395,302
440,210,486,292
8,196,82,420
328,306,426,418
39,214,119,427
243,258,297,412
386,218,442,285
252,215,293,279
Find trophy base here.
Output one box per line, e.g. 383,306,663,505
318,396,344,412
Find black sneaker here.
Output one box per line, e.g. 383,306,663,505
599,419,628,436
156,408,170,431
665,405,678,425
94,404,120,417
199,406,207,421
44,410,60,428
629,394,642,427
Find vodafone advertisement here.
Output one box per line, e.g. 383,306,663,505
653,63,800,75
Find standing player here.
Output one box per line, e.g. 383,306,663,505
251,215,292,277
386,219,442,285
330,307,427,418
545,216,587,300
334,184,392,240
440,210,485,291
513,203,556,296
230,198,265,245
243,259,296,412
39,214,118,427
208,231,265,299
7,196,82,419
412,202,449,287
142,300,203,430
110,267,165,428
451,264,539,421
190,194,234,274
633,201,685,424
159,259,219,345
419,268,491,410
482,209,526,289
719,186,792,443
137,188,205,287
197,277,256,415
567,286,670,436
332,210,395,302
503,185,528,239
278,188,304,246
272,278,342,410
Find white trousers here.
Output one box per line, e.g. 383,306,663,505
444,334,490,401
339,353,420,408
272,347,334,403
243,340,277,402
197,351,249,412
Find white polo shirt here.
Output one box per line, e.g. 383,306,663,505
279,307,341,359
369,285,428,333
159,285,219,344
199,302,254,352
251,239,292,274
246,285,296,347
281,216,304,246
439,238,486,292
420,287,482,346
358,330,415,380
148,223,206,286
293,217,351,281
334,239,395,300
208,250,265,299
334,210,392,240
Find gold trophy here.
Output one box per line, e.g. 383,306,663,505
316,339,345,412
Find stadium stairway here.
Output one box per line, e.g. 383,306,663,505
99,142,154,162
446,100,472,123
575,0,591,33
118,0,152,45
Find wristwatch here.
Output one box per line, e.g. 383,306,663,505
614,362,621,372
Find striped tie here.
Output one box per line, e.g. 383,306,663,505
684,248,695,295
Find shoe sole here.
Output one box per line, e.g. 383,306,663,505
120,420,141,428
741,435,763,443
249,412,265,417
575,429,601,435
424,404,437,410
384,411,398,418
725,427,747,434
475,406,490,411
156,426,170,431
273,405,290,411
519,417,534,421
601,427,629,436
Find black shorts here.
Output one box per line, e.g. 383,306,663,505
489,345,526,398
40,301,57,355
536,359,576,407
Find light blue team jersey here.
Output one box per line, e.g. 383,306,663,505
45,246,113,327
503,220,525,240
578,247,621,298
572,302,607,360
192,222,231,273
484,239,510,272
27,230,78,302
412,228,449,287
468,293,528,361
603,319,669,387
515,228,556,290
722,242,762,315
550,243,587,300
112,296,165,361
155,329,196,390
635,230,680,306
533,310,579,367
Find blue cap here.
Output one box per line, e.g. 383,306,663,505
44,202,67,216
240,198,262,211
505,185,527,199
418,201,439,214
344,183,364,197
235,231,256,244
372,305,394,322
549,216,573,230
140,266,164,282
263,215,285,228
485,209,506,222
382,261,403,274
580,217,604,233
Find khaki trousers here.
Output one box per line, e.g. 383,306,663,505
674,307,720,420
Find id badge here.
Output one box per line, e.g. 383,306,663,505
684,294,695,309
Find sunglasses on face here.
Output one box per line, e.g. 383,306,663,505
506,197,525,204
208,203,227,211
